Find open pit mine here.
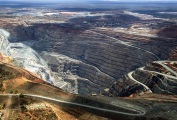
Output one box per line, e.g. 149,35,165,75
1,1,177,120
8,24,177,96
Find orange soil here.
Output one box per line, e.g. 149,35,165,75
0,53,13,63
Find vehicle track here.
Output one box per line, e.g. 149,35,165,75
127,60,177,94
0,94,146,117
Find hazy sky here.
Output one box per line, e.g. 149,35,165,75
2,0,177,1
1,0,177,3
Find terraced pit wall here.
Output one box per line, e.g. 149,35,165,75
7,24,177,95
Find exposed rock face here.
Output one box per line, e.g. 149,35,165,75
6,24,177,95
2,60,177,120
40,52,116,94
0,29,70,91
108,61,177,97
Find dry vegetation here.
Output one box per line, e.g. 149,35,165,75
7,96,58,120
0,62,108,120
0,96,8,109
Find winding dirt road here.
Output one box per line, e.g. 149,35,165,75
126,60,177,94
0,94,146,118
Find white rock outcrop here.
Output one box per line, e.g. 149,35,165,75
0,29,65,86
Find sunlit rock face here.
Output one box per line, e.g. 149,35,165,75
9,24,177,95
0,29,70,91
107,61,177,97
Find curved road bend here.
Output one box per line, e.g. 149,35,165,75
0,94,146,117
139,67,177,81
128,72,152,93
25,94,146,116
154,61,177,77
126,59,177,94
